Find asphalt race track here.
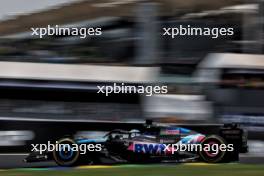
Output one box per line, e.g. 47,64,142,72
0,154,263,169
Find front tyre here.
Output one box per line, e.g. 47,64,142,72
199,135,227,163
53,138,80,166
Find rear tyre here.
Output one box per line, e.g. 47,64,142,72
199,135,227,163
53,138,80,166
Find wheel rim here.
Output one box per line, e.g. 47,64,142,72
204,141,219,157
53,138,79,166
199,136,226,163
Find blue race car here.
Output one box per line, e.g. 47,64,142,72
25,121,248,166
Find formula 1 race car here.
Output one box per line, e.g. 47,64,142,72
25,121,248,166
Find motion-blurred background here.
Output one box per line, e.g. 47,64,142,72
0,0,263,167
